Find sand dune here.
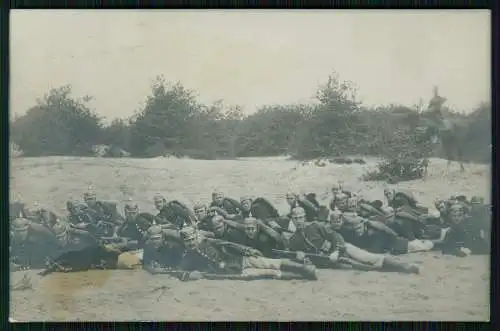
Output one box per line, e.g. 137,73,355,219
9,157,490,321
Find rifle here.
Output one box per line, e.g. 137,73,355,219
144,266,193,280
272,249,329,261
100,236,133,244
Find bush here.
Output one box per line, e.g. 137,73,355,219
10,73,490,164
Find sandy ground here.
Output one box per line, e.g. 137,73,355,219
9,156,491,321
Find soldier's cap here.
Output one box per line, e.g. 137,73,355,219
291,207,306,218
434,199,446,207
153,194,165,203
180,226,198,240
12,218,30,231
243,217,258,225
193,202,207,211
146,225,164,240
285,192,296,199
335,193,349,201
124,203,139,212
84,191,96,199
211,215,225,224
383,187,394,195
212,190,224,197
240,196,252,203
331,183,342,190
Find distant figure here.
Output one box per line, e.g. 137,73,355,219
419,86,465,171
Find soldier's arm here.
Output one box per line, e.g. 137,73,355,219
258,221,284,243
298,197,319,213
209,206,236,220
221,218,245,230
206,238,259,256
366,220,399,237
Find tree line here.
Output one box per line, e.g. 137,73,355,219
10,73,491,164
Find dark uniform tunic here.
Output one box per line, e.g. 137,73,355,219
241,231,285,258
88,201,123,225
62,228,99,248
117,213,155,243
441,217,489,256
142,241,185,269
180,238,250,274
285,222,345,267
216,226,248,245
11,224,62,269
339,224,409,255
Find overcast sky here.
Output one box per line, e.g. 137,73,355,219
10,10,490,121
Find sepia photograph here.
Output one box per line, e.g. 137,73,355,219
9,9,491,321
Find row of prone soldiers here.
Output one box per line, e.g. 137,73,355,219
9,185,490,281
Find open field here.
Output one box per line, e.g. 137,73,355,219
10,156,491,321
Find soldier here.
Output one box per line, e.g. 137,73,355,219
193,203,215,231
178,226,317,281
142,225,185,273
10,202,28,221
285,207,419,274
33,208,62,232
332,193,350,213
383,187,428,215
338,210,434,255
153,193,196,229
239,196,280,221
440,203,489,257
10,218,61,271
66,200,93,226
285,192,319,222
116,202,155,243
209,215,247,244
52,221,99,248
83,190,123,226
240,217,285,257
378,206,424,240
210,190,242,216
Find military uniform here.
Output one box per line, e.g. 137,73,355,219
289,198,320,223
117,212,155,243
240,218,285,257
180,228,316,280
10,219,61,270
142,226,185,270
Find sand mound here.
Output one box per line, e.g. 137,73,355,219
10,156,490,321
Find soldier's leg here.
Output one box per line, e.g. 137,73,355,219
242,256,316,280
344,243,419,274
407,239,434,253
116,251,142,270
241,267,281,278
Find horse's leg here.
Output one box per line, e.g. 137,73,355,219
456,140,465,172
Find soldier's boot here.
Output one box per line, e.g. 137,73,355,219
278,271,314,280
280,260,317,280
381,256,419,274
